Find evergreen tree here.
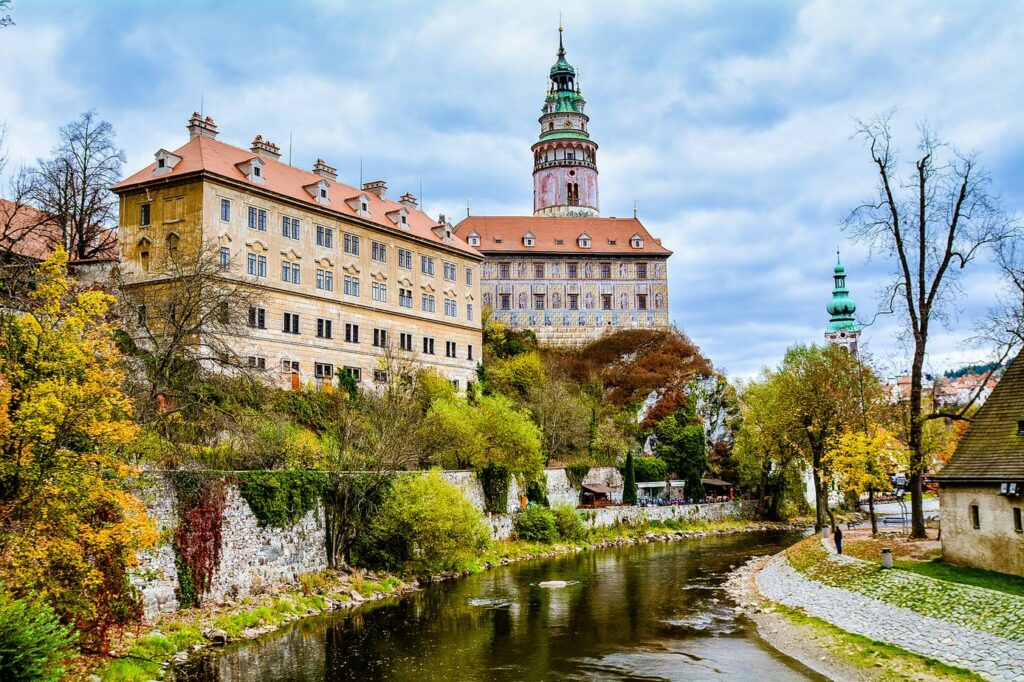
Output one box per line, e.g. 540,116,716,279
622,450,637,505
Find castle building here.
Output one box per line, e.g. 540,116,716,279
455,30,671,345
113,114,482,390
824,253,860,353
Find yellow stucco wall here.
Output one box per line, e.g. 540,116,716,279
940,484,1024,577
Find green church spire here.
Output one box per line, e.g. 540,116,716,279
826,251,859,333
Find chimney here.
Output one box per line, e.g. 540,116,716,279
312,158,337,181
399,192,418,209
250,135,281,161
362,180,387,198
187,112,219,140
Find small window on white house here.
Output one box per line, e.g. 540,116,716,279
1015,508,1023,533
971,504,980,529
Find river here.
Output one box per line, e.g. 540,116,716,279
174,530,823,681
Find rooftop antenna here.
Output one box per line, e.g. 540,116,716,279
466,197,472,218
634,198,639,218
419,178,424,213
288,130,293,166
199,93,204,118
359,157,363,187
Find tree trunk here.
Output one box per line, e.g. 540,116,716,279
756,458,771,519
868,486,877,536
908,345,927,538
812,455,825,532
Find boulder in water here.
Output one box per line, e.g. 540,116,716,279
538,580,569,588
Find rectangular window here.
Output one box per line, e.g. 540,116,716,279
283,312,300,335
971,504,980,529
468,344,474,361
373,328,388,348
248,206,257,229
140,250,150,271
498,262,510,278
398,248,412,269
344,275,360,297
422,337,435,355
220,198,231,222
281,216,300,240
316,318,333,339
422,294,435,313
600,262,611,279
140,203,151,227
567,262,578,279
372,241,387,263
1018,420,1024,436
345,323,359,343
314,362,334,379
399,287,413,308
316,225,334,248
602,294,612,310
247,356,266,370
316,269,334,292
636,262,648,280
533,262,544,279
500,293,511,310
219,247,230,271
534,294,545,310
445,340,456,358
637,294,648,310
400,332,413,351
247,253,267,277
467,303,474,321
374,369,388,384
421,255,436,275
568,293,579,310
343,366,361,382
282,262,300,284
445,298,457,317
443,261,457,280
248,306,266,329
281,359,300,373
1015,508,1023,533
344,233,360,255
258,208,267,231
465,266,473,286
372,282,387,303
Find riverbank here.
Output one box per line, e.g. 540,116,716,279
88,517,803,681
734,533,1024,681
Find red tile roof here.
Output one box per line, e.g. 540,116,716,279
0,199,118,262
114,135,480,258
455,216,671,255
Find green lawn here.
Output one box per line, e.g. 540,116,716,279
896,559,1024,598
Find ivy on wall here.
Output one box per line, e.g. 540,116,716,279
565,464,591,490
479,466,510,514
236,471,327,528
169,472,227,608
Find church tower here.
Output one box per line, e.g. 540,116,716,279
825,252,860,353
532,28,599,217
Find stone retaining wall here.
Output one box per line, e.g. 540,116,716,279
133,478,327,618
441,466,623,513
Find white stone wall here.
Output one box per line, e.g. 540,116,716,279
133,477,327,618
941,484,1024,577
441,466,623,512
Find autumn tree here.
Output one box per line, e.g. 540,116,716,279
845,115,1018,537
825,427,908,534
31,111,123,261
0,248,157,649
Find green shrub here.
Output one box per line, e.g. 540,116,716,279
551,504,588,542
0,592,77,682
513,505,558,543
236,471,327,528
565,463,591,489
358,471,489,576
633,456,668,483
622,451,637,504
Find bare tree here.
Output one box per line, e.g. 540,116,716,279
323,346,423,569
115,241,259,430
978,240,1024,359
845,115,1018,538
32,111,124,261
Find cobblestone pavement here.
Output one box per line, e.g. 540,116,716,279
757,554,1024,681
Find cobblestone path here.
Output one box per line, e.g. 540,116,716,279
757,553,1024,681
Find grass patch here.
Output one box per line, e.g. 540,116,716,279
895,559,1024,598
776,604,985,681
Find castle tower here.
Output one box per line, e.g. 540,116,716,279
532,28,599,218
825,252,860,353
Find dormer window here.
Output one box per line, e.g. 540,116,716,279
523,230,536,247
305,179,330,205
386,208,410,230
157,158,166,169
630,234,644,249
152,149,182,177
236,157,266,185
253,165,261,178
320,187,328,199
578,233,591,249
467,231,480,247
345,193,371,217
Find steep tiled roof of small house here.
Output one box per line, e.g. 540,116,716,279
0,199,118,262
937,354,1024,481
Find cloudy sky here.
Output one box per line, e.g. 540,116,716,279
2,0,1022,378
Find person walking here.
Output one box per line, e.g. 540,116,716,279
833,526,843,555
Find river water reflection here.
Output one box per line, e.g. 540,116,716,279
175,530,823,681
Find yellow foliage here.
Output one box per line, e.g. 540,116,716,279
0,248,157,648
824,426,909,497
